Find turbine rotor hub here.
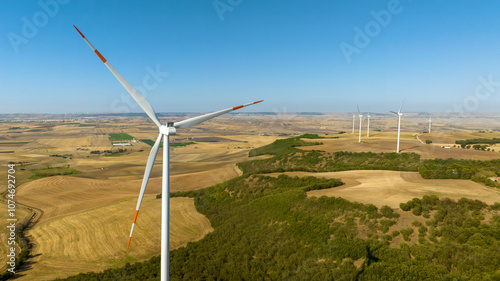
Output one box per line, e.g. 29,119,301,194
160,124,176,136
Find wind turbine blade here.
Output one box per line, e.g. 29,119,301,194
174,100,263,129
357,105,360,114
127,132,163,250
73,25,162,128
389,111,398,115
398,99,405,114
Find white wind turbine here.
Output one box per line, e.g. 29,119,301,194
428,116,432,134
390,100,405,153
74,25,263,281
366,110,371,137
352,114,355,134
357,105,363,143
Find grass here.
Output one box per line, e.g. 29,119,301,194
50,154,73,159
29,167,80,180
78,124,96,127
140,139,164,148
171,142,196,147
108,133,134,141
141,139,195,148
0,142,29,145
140,139,156,146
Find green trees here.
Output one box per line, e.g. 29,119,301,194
60,185,500,280
419,158,500,187
456,137,500,148
55,135,500,280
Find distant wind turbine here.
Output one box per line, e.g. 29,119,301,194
352,114,355,134
366,110,371,137
428,116,432,134
357,105,363,143
74,25,263,281
390,100,405,153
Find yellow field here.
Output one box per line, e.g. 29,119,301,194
2,116,499,279
6,127,275,279
16,196,211,281
268,170,500,208
299,132,500,160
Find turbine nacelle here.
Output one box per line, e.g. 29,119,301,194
160,124,176,136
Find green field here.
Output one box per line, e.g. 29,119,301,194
171,142,196,147
140,139,155,146
29,167,80,180
141,139,195,148
0,142,29,145
108,133,134,141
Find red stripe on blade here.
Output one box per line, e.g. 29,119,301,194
94,50,107,63
73,25,85,38
127,236,132,250
232,105,244,110
253,100,264,104
132,210,139,223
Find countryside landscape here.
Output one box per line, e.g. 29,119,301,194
0,112,499,280
3,1,500,280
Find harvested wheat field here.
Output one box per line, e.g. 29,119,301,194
270,170,500,208
16,196,211,281
16,176,160,223
299,132,500,160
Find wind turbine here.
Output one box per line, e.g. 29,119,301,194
357,105,363,143
428,116,432,134
73,25,263,281
352,114,355,134
390,100,405,153
366,110,371,137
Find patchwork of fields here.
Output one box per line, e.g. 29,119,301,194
0,116,499,280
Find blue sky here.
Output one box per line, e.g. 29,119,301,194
1,0,500,114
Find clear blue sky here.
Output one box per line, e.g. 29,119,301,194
2,0,500,114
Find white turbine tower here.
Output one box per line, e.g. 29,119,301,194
428,116,432,134
357,105,363,143
352,114,355,134
74,25,263,281
366,110,371,137
390,100,405,153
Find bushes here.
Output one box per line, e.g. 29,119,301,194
400,228,414,241
381,205,400,218
239,150,421,176
29,167,80,179
248,136,323,157
456,137,500,148
419,158,500,187
59,186,500,280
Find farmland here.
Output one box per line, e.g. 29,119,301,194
0,113,499,280
108,133,134,141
